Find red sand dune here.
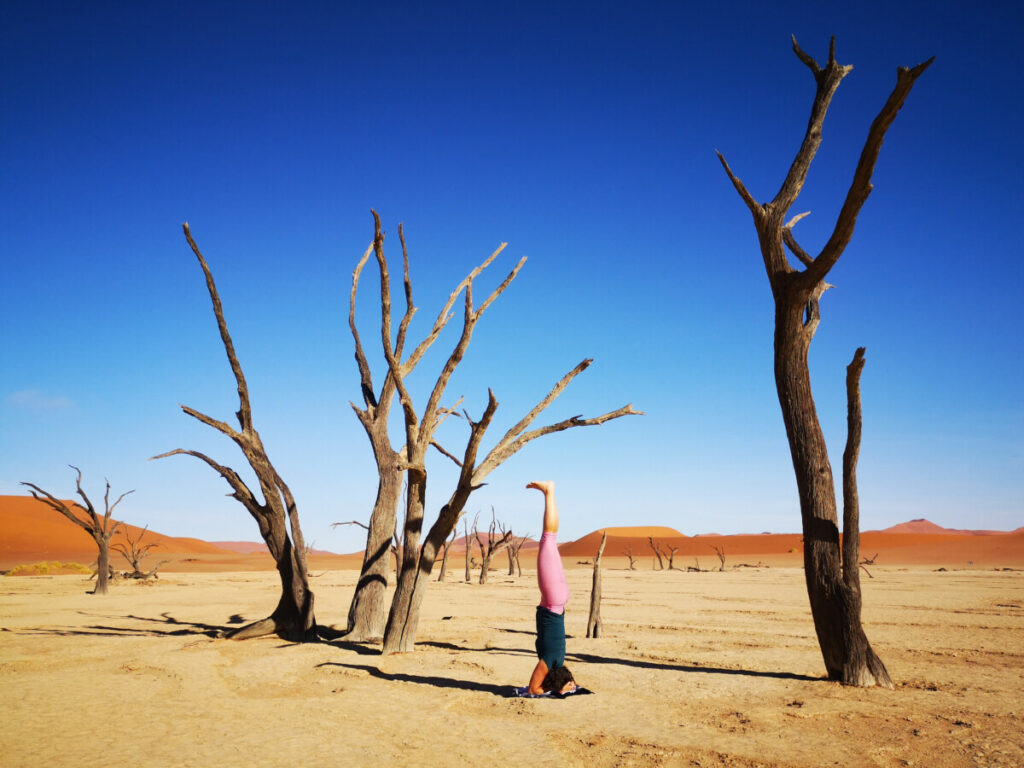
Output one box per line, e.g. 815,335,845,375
0,495,232,569
880,518,1010,536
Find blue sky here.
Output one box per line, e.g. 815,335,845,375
2,1,1021,551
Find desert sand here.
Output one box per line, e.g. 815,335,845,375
3,494,1023,766
2,561,1022,767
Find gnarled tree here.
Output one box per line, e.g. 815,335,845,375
474,510,512,585
717,37,931,686
355,213,641,654
587,531,608,638
21,466,132,595
152,223,316,642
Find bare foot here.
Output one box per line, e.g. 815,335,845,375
526,481,555,494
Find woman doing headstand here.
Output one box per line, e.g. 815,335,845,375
526,481,577,695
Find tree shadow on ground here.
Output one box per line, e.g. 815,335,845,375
317,662,515,697
422,636,821,682
5,611,236,638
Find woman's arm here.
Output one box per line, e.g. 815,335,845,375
528,659,549,694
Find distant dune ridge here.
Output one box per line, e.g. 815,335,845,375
1,495,1021,569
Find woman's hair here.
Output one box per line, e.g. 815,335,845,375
542,665,575,692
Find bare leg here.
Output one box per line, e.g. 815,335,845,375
526,481,558,533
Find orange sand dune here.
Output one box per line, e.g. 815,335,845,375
0,495,232,569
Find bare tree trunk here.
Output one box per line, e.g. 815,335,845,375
438,528,456,582
667,546,679,570
587,531,608,638
464,519,473,583
717,38,929,686
94,536,112,594
344,447,403,640
625,546,637,571
153,224,316,642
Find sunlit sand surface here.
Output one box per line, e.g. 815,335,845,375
2,563,1021,767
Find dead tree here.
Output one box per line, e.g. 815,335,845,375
437,528,457,582
463,517,474,583
21,467,131,595
648,537,665,570
152,224,316,641
587,531,608,638
345,221,450,641
667,546,680,570
717,38,931,687
474,510,512,585
508,533,530,577
625,545,637,571
358,213,641,654
710,544,726,572
112,525,167,580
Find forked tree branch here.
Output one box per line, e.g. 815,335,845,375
473,361,642,482
805,55,934,284
772,36,853,217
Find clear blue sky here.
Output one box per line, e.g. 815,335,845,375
2,1,1021,552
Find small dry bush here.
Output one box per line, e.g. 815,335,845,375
6,561,92,576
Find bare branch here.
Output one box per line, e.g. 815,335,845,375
475,402,642,484
790,34,823,75
181,223,253,433
149,448,261,515
331,520,370,531
21,482,93,534
806,56,934,283
394,222,416,360
783,227,815,268
420,255,526,439
401,242,509,374
179,404,242,441
716,151,763,220
349,242,377,409
430,440,464,468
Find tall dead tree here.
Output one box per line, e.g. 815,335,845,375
463,517,474,583
356,213,641,654
474,510,512,585
152,223,316,642
437,528,457,582
717,38,931,687
21,467,131,595
587,531,608,638
345,222,452,640
508,533,530,577
710,544,726,572
648,537,665,570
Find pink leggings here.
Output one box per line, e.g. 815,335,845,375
537,532,569,613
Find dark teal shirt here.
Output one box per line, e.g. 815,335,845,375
535,605,566,669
